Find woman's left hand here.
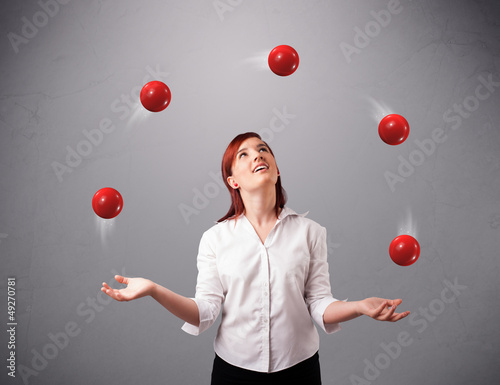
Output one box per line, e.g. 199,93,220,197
358,297,410,322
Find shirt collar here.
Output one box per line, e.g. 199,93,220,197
278,206,309,221
216,206,308,224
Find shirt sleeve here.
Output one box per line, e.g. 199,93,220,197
305,225,342,334
181,230,224,336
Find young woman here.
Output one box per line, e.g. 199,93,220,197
101,132,410,385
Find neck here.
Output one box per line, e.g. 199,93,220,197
240,185,280,227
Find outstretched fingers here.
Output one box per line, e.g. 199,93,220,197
114,275,129,285
102,282,112,291
381,303,398,321
388,298,403,308
389,310,411,322
104,287,124,301
384,299,410,322
366,298,410,322
101,280,127,301
371,300,388,318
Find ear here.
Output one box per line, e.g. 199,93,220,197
227,176,239,189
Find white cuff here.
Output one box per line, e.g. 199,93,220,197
181,298,216,336
312,297,345,334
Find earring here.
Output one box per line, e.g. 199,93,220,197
234,183,238,188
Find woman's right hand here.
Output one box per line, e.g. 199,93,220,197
101,275,155,302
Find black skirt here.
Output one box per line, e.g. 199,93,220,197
210,352,322,385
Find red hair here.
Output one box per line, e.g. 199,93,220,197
217,132,287,223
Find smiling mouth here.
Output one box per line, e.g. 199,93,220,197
253,165,269,173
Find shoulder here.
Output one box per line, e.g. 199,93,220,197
281,207,326,237
201,217,239,241
198,217,243,255
281,208,328,255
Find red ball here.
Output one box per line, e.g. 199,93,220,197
140,81,171,112
268,45,299,76
378,114,410,145
92,188,123,219
389,235,420,266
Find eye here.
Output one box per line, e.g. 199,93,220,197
259,148,268,153
239,152,247,159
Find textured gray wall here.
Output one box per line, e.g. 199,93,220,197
1,0,499,384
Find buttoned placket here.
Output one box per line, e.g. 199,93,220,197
260,242,271,371
242,215,283,372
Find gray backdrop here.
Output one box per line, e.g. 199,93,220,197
1,0,499,384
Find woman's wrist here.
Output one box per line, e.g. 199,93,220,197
354,299,365,317
148,280,158,298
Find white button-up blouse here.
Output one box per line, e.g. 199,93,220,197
182,207,341,373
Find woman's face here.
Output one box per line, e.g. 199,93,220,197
227,137,279,193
